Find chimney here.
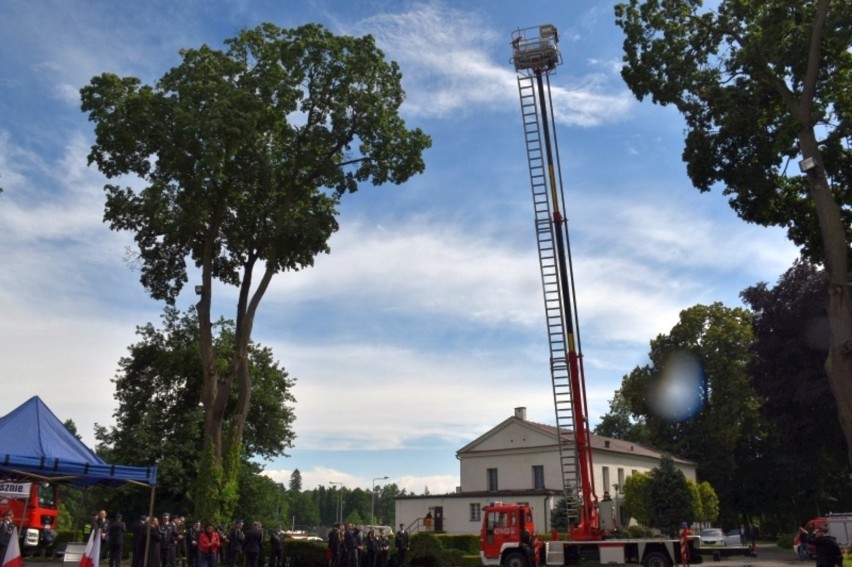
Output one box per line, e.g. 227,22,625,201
514,407,527,420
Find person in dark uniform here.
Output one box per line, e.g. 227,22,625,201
226,520,245,567
188,521,202,567
175,517,188,567
243,522,263,567
160,513,177,567
808,525,843,567
328,523,344,567
132,515,149,567
108,513,127,567
269,526,283,567
394,524,409,567
0,510,15,562
148,517,163,567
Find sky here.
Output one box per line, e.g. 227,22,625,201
0,0,801,498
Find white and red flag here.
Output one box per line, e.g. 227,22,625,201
2,527,22,567
78,527,101,567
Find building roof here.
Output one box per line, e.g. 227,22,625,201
396,488,561,501
456,411,695,466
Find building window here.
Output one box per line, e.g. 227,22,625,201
602,466,610,491
532,465,545,490
487,468,498,491
618,467,624,487
470,503,481,522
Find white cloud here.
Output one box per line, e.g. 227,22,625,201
341,2,633,126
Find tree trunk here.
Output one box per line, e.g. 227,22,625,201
798,0,852,463
798,128,852,464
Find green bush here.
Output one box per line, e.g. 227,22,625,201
283,539,327,567
626,525,654,538
410,533,444,567
438,534,479,554
777,532,795,549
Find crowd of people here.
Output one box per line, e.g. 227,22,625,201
326,523,409,567
84,510,300,567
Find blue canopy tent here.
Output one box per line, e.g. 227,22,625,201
0,395,157,487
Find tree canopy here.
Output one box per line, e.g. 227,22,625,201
81,22,430,521
94,307,296,514
595,302,763,526
615,0,852,462
741,261,852,524
644,456,694,535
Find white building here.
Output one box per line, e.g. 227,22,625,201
395,407,696,535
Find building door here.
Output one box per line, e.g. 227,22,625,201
434,506,444,532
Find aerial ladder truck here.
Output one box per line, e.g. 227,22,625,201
477,24,700,567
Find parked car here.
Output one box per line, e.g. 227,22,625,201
700,528,725,546
724,528,745,546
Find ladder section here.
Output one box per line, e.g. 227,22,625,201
517,74,581,522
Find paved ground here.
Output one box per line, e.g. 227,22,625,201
703,544,802,567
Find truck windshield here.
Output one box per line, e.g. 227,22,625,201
37,483,57,508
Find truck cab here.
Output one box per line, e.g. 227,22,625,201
0,480,59,549
480,503,541,567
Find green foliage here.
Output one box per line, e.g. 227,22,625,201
82,20,430,523
289,490,321,529
550,498,570,531
626,524,654,538
80,22,431,304
593,390,648,442
195,442,223,524
643,456,694,536
438,534,479,555
695,481,719,525
290,470,303,493
220,427,242,521
741,260,852,525
599,302,761,525
621,472,650,528
282,539,327,567
409,532,444,567
614,0,852,264
459,555,483,567
95,307,295,516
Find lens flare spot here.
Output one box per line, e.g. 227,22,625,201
648,351,704,422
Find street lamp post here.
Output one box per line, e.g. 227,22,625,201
371,476,389,525
330,482,343,523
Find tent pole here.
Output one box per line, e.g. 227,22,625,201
142,485,156,567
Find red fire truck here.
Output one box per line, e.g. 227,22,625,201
0,480,59,549
478,24,700,567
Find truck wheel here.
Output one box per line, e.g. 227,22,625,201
503,551,528,567
643,551,673,567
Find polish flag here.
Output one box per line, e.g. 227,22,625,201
2,527,22,567
78,527,101,567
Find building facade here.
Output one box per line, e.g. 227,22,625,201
395,407,696,535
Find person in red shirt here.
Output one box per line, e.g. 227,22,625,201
198,523,221,567
679,522,692,567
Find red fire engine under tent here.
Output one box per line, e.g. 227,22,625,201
0,395,157,488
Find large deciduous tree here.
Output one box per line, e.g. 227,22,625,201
95,307,296,515
742,261,852,524
80,23,430,520
615,0,852,461
596,302,763,524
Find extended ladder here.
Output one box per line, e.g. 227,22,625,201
517,72,582,524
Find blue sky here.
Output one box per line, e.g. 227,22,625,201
0,1,799,497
